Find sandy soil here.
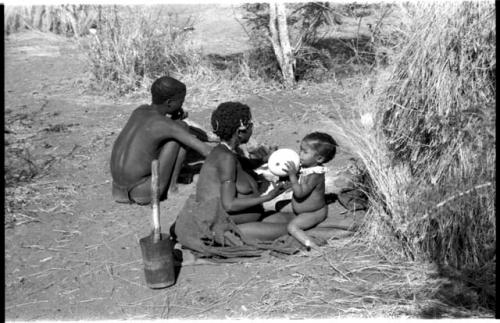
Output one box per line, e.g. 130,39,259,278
3,28,374,320
31,9,500,316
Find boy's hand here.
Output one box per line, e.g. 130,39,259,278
171,108,188,120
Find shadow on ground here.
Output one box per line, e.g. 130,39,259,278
417,263,496,318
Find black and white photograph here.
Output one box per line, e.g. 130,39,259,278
4,0,496,320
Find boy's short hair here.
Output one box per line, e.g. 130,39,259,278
151,76,186,104
303,132,337,163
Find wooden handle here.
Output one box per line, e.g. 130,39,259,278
151,160,161,242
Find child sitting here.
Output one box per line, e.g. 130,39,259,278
283,132,337,250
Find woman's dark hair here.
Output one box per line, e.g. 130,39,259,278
151,76,186,104
303,132,337,163
211,102,252,141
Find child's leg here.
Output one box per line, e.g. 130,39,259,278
287,206,328,249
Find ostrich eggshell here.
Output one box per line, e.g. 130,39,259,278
267,148,300,177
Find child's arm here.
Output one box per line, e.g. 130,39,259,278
284,161,321,199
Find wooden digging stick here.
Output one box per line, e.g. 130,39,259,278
151,160,161,243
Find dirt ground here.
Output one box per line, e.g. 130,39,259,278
5,27,489,319
3,29,368,319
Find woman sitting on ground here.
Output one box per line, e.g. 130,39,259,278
173,102,296,257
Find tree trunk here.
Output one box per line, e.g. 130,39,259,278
276,2,295,87
64,5,80,38
32,5,45,30
268,3,295,87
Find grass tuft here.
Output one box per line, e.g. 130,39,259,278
79,5,200,94
5,5,97,37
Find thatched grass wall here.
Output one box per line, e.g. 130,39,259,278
329,1,495,310
378,0,495,262
377,1,494,308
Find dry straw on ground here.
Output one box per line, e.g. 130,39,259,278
5,3,495,318
173,239,490,318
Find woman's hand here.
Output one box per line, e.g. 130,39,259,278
264,180,291,200
171,108,188,120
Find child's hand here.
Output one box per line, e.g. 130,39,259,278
283,160,298,177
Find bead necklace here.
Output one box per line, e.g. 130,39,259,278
220,141,235,153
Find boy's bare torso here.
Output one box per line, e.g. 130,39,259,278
110,105,177,187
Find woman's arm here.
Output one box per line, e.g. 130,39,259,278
219,153,284,212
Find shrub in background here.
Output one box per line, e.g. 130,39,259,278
241,2,340,82
5,5,200,93
83,5,199,94
4,5,97,37
240,3,400,82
